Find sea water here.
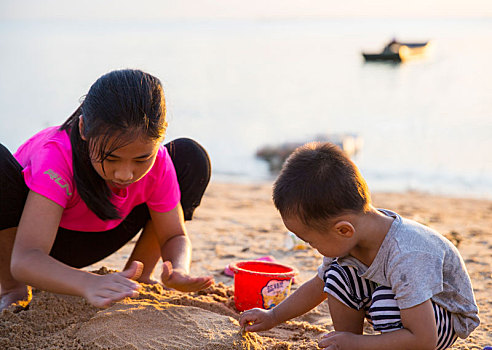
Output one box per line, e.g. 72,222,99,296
0,17,491,198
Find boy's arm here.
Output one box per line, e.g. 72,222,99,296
272,274,327,323
240,274,327,332
319,299,438,350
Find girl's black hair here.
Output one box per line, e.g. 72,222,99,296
60,69,167,220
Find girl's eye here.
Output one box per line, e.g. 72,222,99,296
135,158,151,163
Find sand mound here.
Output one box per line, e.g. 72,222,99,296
0,271,327,349
0,279,265,350
76,299,263,350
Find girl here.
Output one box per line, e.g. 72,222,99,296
0,69,214,310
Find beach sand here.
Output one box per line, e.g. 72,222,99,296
1,182,491,349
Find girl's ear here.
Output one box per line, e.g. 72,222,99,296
78,115,87,141
334,221,355,238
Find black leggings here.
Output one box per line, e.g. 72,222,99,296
0,138,211,268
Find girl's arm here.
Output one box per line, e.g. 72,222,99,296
318,299,438,350
10,191,141,307
148,204,213,291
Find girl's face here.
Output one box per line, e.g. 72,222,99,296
90,135,162,190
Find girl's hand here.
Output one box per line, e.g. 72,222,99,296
318,331,357,350
160,261,214,292
238,308,278,332
84,261,143,308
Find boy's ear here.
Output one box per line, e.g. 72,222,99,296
78,115,87,141
334,221,355,238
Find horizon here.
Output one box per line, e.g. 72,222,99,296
1,0,492,21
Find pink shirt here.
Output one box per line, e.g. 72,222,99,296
14,126,180,232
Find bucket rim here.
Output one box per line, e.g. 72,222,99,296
228,260,297,277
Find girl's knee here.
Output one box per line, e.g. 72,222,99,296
166,138,211,173
165,138,211,221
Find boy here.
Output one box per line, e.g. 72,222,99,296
239,142,479,350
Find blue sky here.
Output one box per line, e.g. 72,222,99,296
1,0,491,20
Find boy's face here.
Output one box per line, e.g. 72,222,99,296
282,215,355,258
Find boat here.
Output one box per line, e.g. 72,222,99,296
362,39,430,62
256,134,363,172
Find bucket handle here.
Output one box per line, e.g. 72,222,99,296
228,261,297,278
228,262,239,274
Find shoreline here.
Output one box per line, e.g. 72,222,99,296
211,175,492,201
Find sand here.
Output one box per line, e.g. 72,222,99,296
1,182,491,349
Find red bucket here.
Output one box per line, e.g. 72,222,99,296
228,260,296,312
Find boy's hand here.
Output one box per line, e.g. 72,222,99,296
239,308,278,332
318,331,357,349
83,261,143,308
160,261,214,292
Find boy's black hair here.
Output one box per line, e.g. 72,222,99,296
60,69,167,221
273,142,371,228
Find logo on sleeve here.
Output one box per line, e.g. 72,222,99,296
43,169,72,196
